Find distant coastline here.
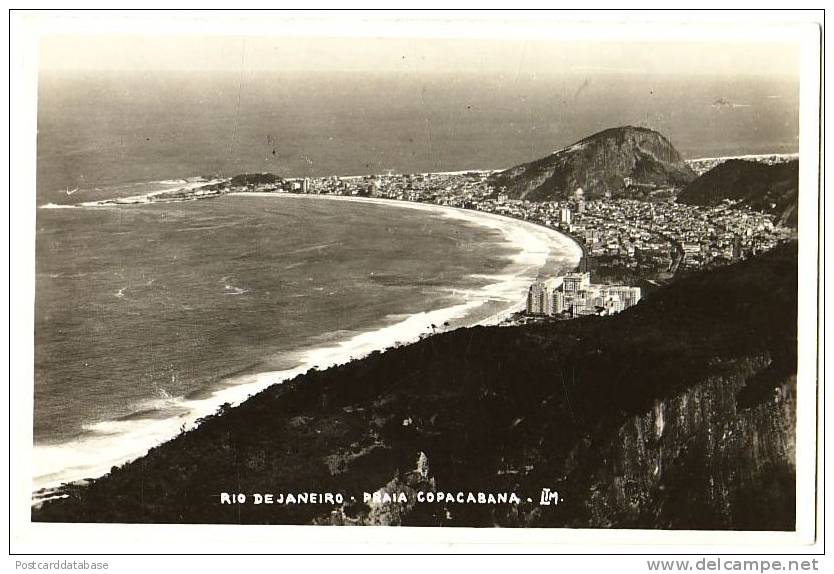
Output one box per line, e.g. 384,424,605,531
61,171,588,273
33,147,793,497
33,189,580,499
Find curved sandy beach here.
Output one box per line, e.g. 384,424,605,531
230,192,584,324
33,192,582,496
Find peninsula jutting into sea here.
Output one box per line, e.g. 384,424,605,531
33,124,800,529
77,126,797,323
82,126,797,285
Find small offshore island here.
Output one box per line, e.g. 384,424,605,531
35,127,800,528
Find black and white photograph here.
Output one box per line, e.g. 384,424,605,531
8,8,823,560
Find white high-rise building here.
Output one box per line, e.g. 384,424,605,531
527,278,563,315
527,273,640,318
527,282,548,315
562,272,590,295
603,285,642,310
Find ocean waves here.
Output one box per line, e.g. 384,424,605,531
32,194,580,496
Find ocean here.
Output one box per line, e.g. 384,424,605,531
34,190,581,490
33,69,796,491
36,70,799,198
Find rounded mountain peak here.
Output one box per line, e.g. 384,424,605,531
491,126,695,201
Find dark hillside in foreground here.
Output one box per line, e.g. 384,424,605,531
34,243,798,528
678,160,799,227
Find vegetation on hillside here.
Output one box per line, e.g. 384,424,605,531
677,160,799,227
489,126,696,201
230,173,282,186
33,243,798,528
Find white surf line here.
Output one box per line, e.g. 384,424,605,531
228,193,584,325
32,192,581,495
76,179,230,207
227,192,584,264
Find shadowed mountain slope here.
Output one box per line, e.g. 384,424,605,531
678,159,799,227
489,126,696,201
34,243,797,529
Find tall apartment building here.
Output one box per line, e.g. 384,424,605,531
527,281,549,315
531,272,640,319
526,277,563,315
562,272,590,294
603,285,642,309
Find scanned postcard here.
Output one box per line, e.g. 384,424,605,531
9,10,822,553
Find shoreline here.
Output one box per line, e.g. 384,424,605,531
32,192,581,499
232,192,586,263
227,192,585,323
685,152,798,162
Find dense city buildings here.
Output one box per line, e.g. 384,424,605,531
526,277,563,316
527,272,642,318
220,154,794,292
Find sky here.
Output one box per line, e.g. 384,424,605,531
38,23,801,79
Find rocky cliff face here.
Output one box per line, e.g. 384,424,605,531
574,357,796,530
312,353,796,529
33,244,798,529
489,126,696,201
